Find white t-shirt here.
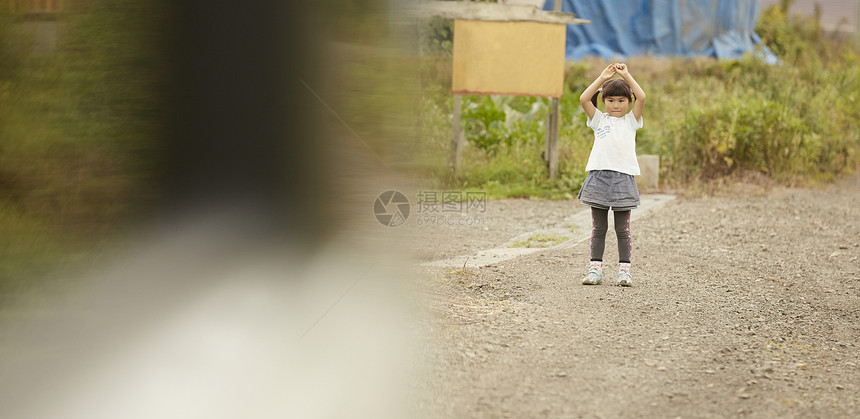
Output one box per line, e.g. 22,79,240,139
584,110,642,175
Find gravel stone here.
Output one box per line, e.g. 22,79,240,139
413,175,860,418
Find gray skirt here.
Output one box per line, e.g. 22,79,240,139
577,170,640,211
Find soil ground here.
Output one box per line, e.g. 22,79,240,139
412,175,860,418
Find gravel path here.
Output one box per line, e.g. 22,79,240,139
413,175,860,418
407,198,580,262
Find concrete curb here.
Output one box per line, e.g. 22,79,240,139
421,194,676,268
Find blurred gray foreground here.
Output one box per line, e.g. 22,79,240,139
0,209,419,419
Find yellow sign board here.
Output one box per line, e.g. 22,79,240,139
452,19,566,98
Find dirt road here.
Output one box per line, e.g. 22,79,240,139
413,176,860,418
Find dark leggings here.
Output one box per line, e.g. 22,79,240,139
590,207,631,263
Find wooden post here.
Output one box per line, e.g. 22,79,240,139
548,97,559,179
449,94,464,174
545,0,563,179
544,111,551,164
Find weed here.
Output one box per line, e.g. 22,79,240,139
510,232,568,248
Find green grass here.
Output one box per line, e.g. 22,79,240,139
510,232,568,249
0,4,161,286
415,4,860,195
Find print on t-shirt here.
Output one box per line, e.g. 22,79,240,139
595,126,610,139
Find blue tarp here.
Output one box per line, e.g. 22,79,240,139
543,0,774,61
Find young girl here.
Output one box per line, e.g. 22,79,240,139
577,63,646,287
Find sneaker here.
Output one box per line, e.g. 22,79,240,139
582,269,602,285
617,270,632,287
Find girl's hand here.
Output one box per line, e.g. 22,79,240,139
614,63,630,77
599,64,616,81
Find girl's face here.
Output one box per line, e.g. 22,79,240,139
603,96,630,117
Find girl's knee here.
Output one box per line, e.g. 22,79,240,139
614,224,630,242
591,208,609,236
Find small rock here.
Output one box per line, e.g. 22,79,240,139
704,369,716,374
795,363,808,369
555,372,568,378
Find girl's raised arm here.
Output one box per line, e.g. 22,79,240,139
614,63,646,121
579,64,616,120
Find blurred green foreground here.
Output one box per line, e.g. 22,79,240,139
1,2,163,286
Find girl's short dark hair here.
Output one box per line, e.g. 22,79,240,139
590,78,634,108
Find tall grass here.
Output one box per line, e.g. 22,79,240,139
415,4,860,195
416,61,594,199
